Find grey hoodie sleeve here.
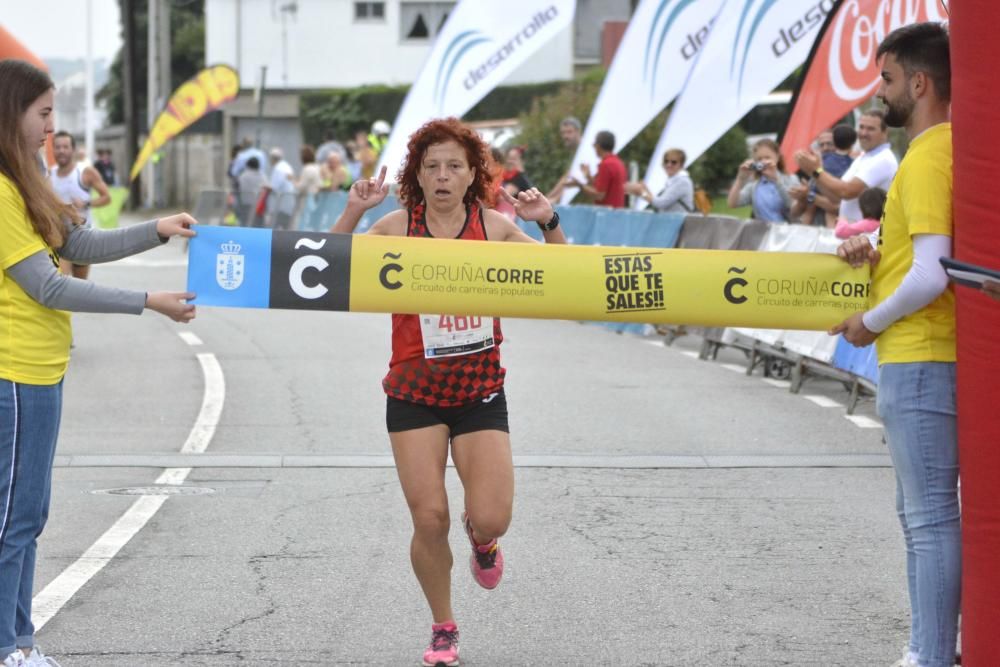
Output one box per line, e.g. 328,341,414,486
6,250,146,314
59,219,166,265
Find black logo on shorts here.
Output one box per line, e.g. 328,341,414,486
379,252,403,290
724,266,748,304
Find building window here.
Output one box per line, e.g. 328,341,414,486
400,2,455,41
354,2,385,20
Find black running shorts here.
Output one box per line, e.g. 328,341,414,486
386,389,509,436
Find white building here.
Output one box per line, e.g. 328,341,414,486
206,0,574,89
52,70,108,156
202,0,631,187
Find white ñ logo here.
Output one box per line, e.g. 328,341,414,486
216,241,244,291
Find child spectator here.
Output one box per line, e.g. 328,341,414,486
834,186,885,238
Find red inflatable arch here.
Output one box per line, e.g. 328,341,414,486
0,24,54,165
951,2,1000,664
0,24,47,69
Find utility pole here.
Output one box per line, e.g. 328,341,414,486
278,2,297,88
123,0,140,208
255,66,267,149
146,0,160,208
84,0,95,163
158,0,171,206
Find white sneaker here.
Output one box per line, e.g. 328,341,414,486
23,647,59,667
891,648,919,667
3,651,26,667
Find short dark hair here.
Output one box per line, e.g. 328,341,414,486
53,130,75,148
300,144,316,164
832,124,857,150
859,187,887,221
860,108,888,131
246,157,260,170
877,22,950,102
594,130,615,152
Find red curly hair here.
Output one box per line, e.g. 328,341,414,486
396,117,496,209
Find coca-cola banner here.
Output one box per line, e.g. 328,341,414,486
559,0,725,205
641,0,831,205
778,0,948,166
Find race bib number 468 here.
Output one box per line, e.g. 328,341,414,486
419,315,495,358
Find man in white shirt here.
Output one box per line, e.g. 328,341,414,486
265,148,296,230
50,131,111,279
795,109,898,222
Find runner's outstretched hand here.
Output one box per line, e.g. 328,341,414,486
499,187,554,224
347,165,389,211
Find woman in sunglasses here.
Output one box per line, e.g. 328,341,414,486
626,148,694,213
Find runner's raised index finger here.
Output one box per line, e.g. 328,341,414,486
498,188,518,205
375,165,388,190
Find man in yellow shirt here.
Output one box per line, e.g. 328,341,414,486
831,23,957,667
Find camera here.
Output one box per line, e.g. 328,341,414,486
751,161,765,172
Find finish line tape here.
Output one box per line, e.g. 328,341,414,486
187,225,869,330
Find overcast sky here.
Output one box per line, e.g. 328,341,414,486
1,1,123,63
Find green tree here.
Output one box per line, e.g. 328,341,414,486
99,0,206,126
687,125,748,195
512,68,605,193
511,68,673,193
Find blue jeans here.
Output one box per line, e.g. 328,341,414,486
877,362,960,667
0,379,62,656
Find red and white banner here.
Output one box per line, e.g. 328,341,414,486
778,0,948,166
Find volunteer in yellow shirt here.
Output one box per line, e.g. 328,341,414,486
829,24,959,667
0,59,197,667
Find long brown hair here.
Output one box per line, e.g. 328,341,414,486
0,59,78,247
396,118,495,209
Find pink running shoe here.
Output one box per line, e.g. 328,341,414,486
422,622,459,667
462,512,504,590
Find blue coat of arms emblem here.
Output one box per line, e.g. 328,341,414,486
216,241,244,290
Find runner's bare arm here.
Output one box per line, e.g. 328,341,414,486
331,165,390,234
367,210,408,236
83,166,111,207
486,189,566,244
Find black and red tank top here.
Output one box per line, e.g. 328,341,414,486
382,203,506,406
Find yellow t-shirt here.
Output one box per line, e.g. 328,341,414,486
872,122,955,364
0,173,72,385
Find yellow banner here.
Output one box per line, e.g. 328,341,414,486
129,64,239,181
347,235,869,330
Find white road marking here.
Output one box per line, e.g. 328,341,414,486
802,395,844,409
681,351,699,359
844,414,883,429
177,331,203,346
761,378,791,389
32,352,224,631
721,363,746,374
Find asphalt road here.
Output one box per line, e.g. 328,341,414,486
32,222,908,666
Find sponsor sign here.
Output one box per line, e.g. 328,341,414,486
130,65,239,181
779,0,948,167
378,0,575,178
643,0,830,202
188,225,869,330
560,0,724,205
